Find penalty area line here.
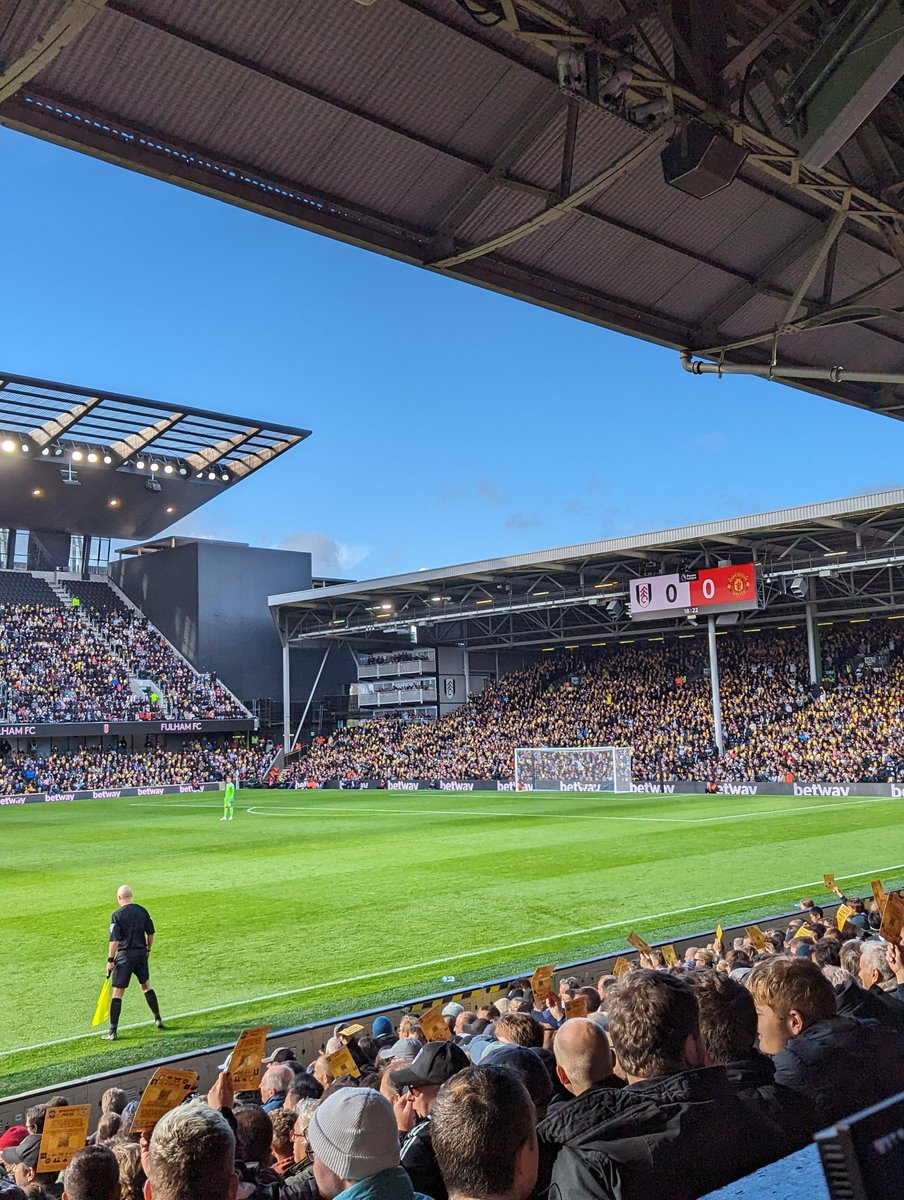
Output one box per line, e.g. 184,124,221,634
4,861,904,1059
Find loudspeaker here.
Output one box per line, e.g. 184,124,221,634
787,576,809,600
661,120,748,199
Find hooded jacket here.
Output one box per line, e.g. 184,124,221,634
772,1015,904,1127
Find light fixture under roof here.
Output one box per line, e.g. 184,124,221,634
136,459,146,469
207,470,216,480
103,453,113,464
72,450,83,461
150,462,160,472
109,497,120,507
163,463,174,474
41,447,50,456
1,439,14,453
20,443,29,453
87,451,98,463
219,471,230,482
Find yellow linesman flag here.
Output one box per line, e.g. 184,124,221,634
92,977,112,1027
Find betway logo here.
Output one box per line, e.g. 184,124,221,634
890,785,904,798
0,796,26,806
440,782,474,791
92,789,123,799
137,787,165,796
793,784,851,797
631,783,676,794
497,782,532,792
720,784,759,795
561,782,605,792
160,721,203,732
44,794,75,804
389,781,420,791
0,725,37,736
179,785,198,793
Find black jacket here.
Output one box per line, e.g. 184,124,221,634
400,1117,445,1200
538,1066,800,1200
835,979,904,1030
724,1050,816,1146
773,1015,904,1127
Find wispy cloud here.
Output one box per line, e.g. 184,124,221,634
278,531,370,577
477,478,507,505
506,511,542,530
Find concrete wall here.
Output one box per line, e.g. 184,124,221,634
111,541,312,705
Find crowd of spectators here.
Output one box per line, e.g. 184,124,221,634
0,741,273,795
0,604,158,723
4,893,904,1200
0,581,246,724
61,583,246,720
288,626,904,785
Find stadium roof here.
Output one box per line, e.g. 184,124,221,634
2,2,904,415
0,370,310,540
270,488,904,650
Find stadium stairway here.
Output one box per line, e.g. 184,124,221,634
56,574,253,719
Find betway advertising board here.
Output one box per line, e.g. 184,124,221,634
0,781,222,807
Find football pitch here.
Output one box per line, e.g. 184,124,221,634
2,786,903,1097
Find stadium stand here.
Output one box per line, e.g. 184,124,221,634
5,905,904,1200
0,742,272,796
286,626,904,786
0,571,249,723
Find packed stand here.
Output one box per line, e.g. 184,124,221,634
61,581,247,719
288,625,904,785
0,741,272,795
5,888,904,1200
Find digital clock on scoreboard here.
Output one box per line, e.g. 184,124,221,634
628,563,758,622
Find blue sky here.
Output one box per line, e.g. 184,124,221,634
3,125,903,580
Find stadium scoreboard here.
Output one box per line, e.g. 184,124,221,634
628,563,758,621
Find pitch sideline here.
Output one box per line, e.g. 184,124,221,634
4,862,903,1059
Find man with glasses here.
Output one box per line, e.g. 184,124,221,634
390,1041,469,1200
280,1099,321,1200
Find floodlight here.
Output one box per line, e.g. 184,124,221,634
72,450,83,461
103,453,113,464
87,451,98,463
163,464,174,474
41,447,50,456
136,459,146,469
1,439,14,453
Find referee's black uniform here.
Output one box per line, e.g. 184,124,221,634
103,900,164,1040
109,903,154,988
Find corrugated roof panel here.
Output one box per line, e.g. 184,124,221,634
654,261,750,325
454,185,545,245
502,213,642,292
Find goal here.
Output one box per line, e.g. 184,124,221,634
513,746,633,793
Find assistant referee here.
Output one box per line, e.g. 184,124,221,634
102,884,165,1041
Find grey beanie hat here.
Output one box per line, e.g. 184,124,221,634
307,1088,400,1181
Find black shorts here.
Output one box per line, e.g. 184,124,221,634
111,951,149,989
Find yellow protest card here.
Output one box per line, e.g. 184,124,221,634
530,964,555,998
715,924,724,946
627,931,653,956
880,892,904,945
419,1006,452,1042
612,957,631,979
823,874,836,891
792,925,816,941
662,944,679,967
326,1047,361,1079
228,1026,271,1090
564,995,589,1019
872,880,887,910
835,903,854,931
337,1023,366,1038
745,925,766,951
37,1105,91,1173
131,1068,199,1133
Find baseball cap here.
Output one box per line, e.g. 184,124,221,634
483,1044,553,1109
262,1046,297,1065
441,1002,464,1018
376,1037,422,1064
0,1128,28,1152
390,1041,468,1089
1,1133,41,1169
307,1088,399,1181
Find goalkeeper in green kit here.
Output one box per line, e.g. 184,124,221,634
220,778,236,821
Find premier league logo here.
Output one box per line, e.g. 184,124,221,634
636,582,652,608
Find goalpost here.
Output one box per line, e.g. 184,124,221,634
513,746,633,793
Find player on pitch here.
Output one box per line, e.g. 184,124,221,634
220,777,236,821
102,884,164,1041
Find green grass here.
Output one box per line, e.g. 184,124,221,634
2,786,903,1098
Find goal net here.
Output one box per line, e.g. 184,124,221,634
513,746,633,793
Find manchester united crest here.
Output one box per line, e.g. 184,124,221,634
727,570,751,597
